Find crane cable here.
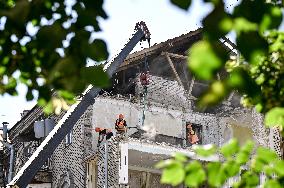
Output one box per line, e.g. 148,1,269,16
140,53,150,128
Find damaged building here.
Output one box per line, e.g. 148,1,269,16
3,28,282,188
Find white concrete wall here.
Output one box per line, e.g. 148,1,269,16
26,183,51,188
92,97,184,140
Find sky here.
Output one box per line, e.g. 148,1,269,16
0,0,283,127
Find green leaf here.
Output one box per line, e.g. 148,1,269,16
242,171,259,186
84,39,109,62
260,5,283,33
220,138,239,158
188,40,224,80
170,0,191,10
251,158,265,172
264,180,281,188
263,165,275,177
233,0,266,23
223,160,240,177
273,160,284,177
155,159,175,169
58,90,75,101
226,68,260,98
269,31,284,52
43,101,53,114
240,140,254,154
193,144,217,157
236,152,249,165
236,140,254,165
236,31,268,65
26,88,34,101
5,77,17,89
160,162,185,186
173,153,187,162
198,81,228,107
185,161,206,187
203,2,232,40
207,162,226,187
255,73,265,85
37,23,66,49
3,0,30,27
255,147,278,165
81,66,110,88
185,160,203,172
233,17,258,34
265,107,284,127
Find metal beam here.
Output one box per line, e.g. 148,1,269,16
8,26,149,188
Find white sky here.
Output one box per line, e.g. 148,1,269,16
0,0,283,127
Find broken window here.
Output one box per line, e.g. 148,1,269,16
186,122,202,146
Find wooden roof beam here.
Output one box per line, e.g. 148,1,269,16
161,52,188,60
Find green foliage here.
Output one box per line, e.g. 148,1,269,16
158,139,284,187
170,0,191,10
185,161,206,187
265,107,284,128
189,40,227,80
186,0,284,129
220,138,239,158
159,0,284,188
156,156,186,186
0,0,109,113
193,144,217,157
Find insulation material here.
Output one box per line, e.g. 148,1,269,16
92,97,183,138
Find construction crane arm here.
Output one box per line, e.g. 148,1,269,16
8,21,150,188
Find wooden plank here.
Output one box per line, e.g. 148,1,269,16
161,52,188,60
164,52,183,87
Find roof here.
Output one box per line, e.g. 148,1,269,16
117,28,202,71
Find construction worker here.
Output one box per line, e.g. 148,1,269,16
187,123,199,145
140,71,150,86
95,127,113,145
115,114,127,133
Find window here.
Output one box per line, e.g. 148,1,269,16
186,122,202,145
65,131,72,145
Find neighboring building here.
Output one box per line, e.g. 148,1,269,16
6,29,281,188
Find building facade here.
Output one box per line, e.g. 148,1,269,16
6,29,281,188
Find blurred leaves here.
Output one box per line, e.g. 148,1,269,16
202,1,233,41
170,0,191,10
0,0,110,114
158,139,284,187
185,161,206,187
220,138,239,158
193,144,217,157
265,107,284,128
81,66,110,88
236,31,268,65
164,0,284,188
186,0,283,127
189,40,227,80
157,159,185,186
83,39,109,62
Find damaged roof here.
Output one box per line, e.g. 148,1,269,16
9,28,236,141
